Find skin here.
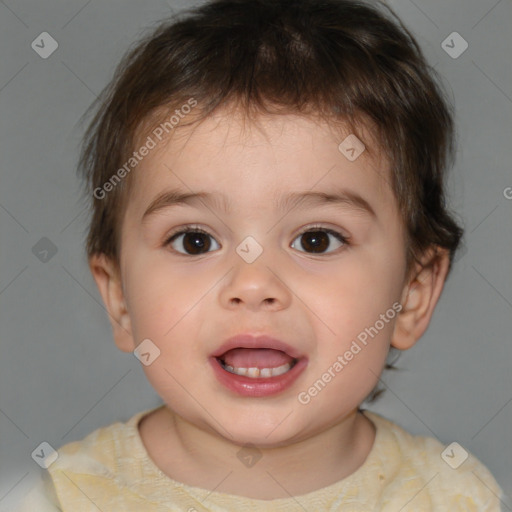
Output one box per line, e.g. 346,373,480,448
90,109,450,500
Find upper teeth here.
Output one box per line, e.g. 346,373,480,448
223,362,293,378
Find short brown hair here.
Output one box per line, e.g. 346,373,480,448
77,0,464,400
78,0,463,274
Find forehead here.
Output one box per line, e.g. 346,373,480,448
127,109,394,220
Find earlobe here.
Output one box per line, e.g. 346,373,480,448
391,247,450,351
88,254,134,353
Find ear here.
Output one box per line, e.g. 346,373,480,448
88,253,134,353
391,246,450,350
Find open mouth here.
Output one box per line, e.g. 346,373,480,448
210,344,307,396
216,348,299,378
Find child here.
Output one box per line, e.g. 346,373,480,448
16,0,506,510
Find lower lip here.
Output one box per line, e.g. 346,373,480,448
209,356,308,397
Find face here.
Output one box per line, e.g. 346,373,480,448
112,110,410,446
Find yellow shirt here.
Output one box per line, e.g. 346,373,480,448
16,407,506,511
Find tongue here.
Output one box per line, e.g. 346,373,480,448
222,348,294,369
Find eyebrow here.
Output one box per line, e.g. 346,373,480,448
142,187,376,222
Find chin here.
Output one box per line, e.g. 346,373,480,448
211,410,311,448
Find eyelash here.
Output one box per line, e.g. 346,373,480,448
163,224,350,256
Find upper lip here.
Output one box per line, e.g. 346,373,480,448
211,334,304,360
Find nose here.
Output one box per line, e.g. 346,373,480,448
219,255,292,312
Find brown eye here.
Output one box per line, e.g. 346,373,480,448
166,228,220,255
291,228,347,254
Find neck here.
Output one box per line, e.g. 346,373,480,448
139,406,376,500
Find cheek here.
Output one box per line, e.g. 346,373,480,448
123,252,204,340
312,259,399,329
302,248,402,370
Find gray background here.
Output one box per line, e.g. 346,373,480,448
1,0,511,509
